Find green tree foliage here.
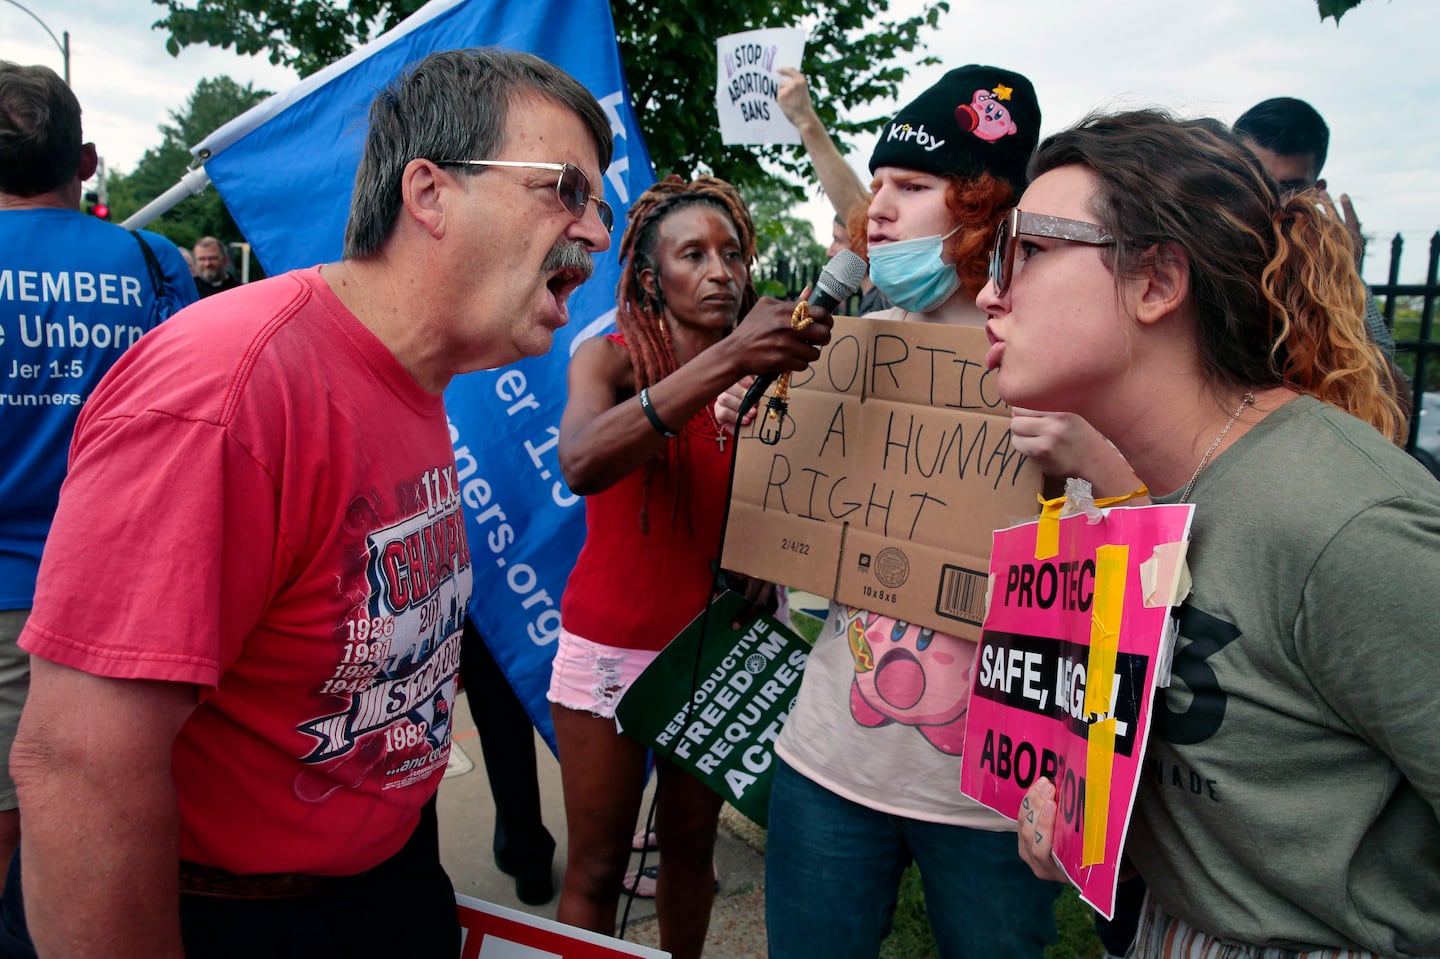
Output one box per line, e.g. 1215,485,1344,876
150,0,947,199
746,177,827,295
1316,0,1371,23
614,0,945,193
106,75,270,251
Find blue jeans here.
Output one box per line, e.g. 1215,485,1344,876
765,758,1057,959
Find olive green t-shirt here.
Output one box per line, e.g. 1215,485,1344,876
1131,395,1440,956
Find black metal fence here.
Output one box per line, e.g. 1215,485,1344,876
758,257,865,315
1372,231,1439,462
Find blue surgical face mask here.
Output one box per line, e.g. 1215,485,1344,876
868,225,962,313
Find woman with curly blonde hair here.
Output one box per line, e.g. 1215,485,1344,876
552,174,830,959
992,110,1438,958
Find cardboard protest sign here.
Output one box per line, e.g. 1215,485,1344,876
960,504,1193,918
456,894,669,958
715,28,806,145
614,591,809,826
722,314,1043,638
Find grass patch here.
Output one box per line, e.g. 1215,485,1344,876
878,865,939,959
1049,886,1105,959
787,610,823,644
877,865,1103,959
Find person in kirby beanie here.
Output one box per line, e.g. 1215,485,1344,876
869,65,1040,191
758,61,1134,959
853,65,1042,315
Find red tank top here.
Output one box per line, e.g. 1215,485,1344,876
560,355,734,651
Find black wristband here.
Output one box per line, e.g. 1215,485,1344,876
638,387,677,438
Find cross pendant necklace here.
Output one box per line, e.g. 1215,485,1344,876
702,408,727,451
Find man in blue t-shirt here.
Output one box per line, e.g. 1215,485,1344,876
0,60,196,886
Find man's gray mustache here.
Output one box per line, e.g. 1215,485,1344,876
542,241,594,283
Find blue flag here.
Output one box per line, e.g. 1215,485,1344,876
195,0,656,749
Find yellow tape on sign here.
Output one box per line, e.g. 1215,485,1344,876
1082,543,1127,866
1084,544,1126,714
1084,717,1116,865
1034,492,1064,560
1032,486,1148,562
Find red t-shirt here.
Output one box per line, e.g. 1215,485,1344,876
561,340,733,651
23,268,472,875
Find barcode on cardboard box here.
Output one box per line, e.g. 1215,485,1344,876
936,564,988,626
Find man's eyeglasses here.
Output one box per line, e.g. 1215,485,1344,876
989,208,1114,296
436,159,613,233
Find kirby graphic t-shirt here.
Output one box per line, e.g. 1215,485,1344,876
776,601,1008,828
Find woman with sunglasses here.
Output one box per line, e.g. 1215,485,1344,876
551,175,829,959
718,67,1137,959
984,111,1438,958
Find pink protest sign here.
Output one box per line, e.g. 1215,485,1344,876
959,504,1193,919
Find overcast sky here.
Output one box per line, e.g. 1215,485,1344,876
7,0,1439,281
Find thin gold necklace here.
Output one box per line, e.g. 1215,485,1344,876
1180,392,1255,503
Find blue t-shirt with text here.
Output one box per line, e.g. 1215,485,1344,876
0,208,196,608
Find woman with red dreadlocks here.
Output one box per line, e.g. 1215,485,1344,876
551,174,831,958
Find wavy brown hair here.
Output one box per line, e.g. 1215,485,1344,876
613,174,759,531
1033,110,1406,443
848,172,1016,301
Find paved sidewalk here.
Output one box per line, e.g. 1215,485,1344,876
437,690,769,956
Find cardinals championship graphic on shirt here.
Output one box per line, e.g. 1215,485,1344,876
299,464,473,788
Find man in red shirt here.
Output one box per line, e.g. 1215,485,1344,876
3,48,613,959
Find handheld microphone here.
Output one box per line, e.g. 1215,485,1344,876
806,247,870,314
737,249,868,422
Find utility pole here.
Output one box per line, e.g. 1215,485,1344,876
2,1,69,86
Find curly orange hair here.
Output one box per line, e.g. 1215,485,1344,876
846,172,1015,301
1261,194,1408,443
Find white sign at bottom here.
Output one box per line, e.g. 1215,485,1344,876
457,895,670,959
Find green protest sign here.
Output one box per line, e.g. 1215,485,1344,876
614,591,810,826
